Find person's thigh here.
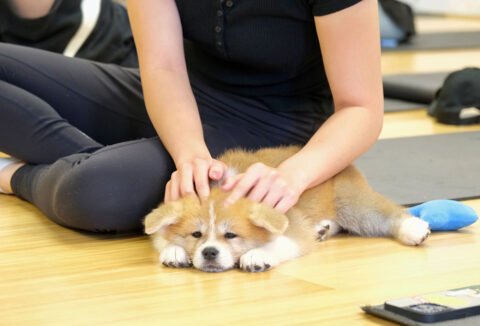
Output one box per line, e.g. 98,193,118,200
0,80,103,163
0,43,155,145
12,137,172,232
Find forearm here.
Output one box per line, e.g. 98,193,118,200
278,105,383,190
128,0,210,166
141,68,210,166
7,0,55,18
287,0,384,190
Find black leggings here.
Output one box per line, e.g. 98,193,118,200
0,43,326,233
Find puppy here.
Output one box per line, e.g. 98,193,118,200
144,146,431,273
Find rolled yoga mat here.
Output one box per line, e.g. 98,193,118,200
384,98,425,112
355,131,480,206
382,30,480,52
383,72,449,104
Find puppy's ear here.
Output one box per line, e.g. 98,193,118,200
249,203,289,234
144,201,183,235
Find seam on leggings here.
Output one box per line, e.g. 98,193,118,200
0,53,149,125
74,137,163,156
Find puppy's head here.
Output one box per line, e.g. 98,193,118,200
144,189,288,272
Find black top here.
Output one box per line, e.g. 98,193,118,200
0,0,137,67
177,0,362,112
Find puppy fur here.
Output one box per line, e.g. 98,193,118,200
144,146,431,273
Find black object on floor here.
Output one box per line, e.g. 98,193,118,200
382,31,480,52
429,68,480,125
363,304,480,326
355,131,480,206
383,72,449,104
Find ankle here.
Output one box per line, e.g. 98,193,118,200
0,161,25,194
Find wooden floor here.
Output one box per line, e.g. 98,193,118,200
1,16,480,326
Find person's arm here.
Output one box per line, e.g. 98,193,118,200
127,0,225,201
224,0,383,212
7,0,55,18
280,0,383,188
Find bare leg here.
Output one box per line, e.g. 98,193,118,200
0,160,24,194
7,0,55,19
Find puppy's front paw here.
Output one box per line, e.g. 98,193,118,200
397,217,431,246
240,249,278,272
160,245,192,268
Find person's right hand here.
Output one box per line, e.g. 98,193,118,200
164,158,227,202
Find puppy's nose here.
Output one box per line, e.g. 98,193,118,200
202,247,219,261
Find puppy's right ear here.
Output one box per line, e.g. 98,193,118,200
144,201,183,235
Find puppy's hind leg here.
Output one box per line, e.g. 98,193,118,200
334,166,430,246
314,219,342,241
395,215,431,246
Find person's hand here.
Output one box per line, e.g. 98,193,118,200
221,162,308,213
164,158,227,202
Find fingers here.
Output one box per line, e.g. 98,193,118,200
272,190,298,213
164,171,180,202
247,169,279,202
262,178,287,208
193,158,210,200
164,180,171,202
209,160,226,180
164,158,228,203
224,163,265,206
179,163,194,196
223,163,301,213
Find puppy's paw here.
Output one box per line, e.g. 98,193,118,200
160,245,192,268
397,217,431,246
314,219,341,241
239,249,278,273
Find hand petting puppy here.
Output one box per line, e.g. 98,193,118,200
221,162,307,213
164,158,227,203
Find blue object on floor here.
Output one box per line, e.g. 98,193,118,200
408,199,478,231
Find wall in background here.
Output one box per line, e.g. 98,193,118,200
401,0,480,16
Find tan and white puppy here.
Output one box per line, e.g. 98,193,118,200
144,146,431,273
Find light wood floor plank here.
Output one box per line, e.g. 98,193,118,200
380,110,480,139
416,15,480,33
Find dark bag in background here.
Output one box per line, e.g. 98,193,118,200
429,68,480,125
380,0,416,43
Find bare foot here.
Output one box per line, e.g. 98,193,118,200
0,162,25,194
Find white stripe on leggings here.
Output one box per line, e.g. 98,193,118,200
63,0,102,57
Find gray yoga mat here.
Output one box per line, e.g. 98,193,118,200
355,131,480,206
384,98,425,112
383,72,449,104
383,31,480,52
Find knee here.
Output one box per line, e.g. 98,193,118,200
52,157,164,233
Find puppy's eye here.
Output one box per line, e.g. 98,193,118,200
224,232,237,239
191,231,202,238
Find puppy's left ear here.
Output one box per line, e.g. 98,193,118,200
144,201,183,235
249,203,289,234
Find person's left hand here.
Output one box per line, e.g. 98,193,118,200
221,162,307,213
